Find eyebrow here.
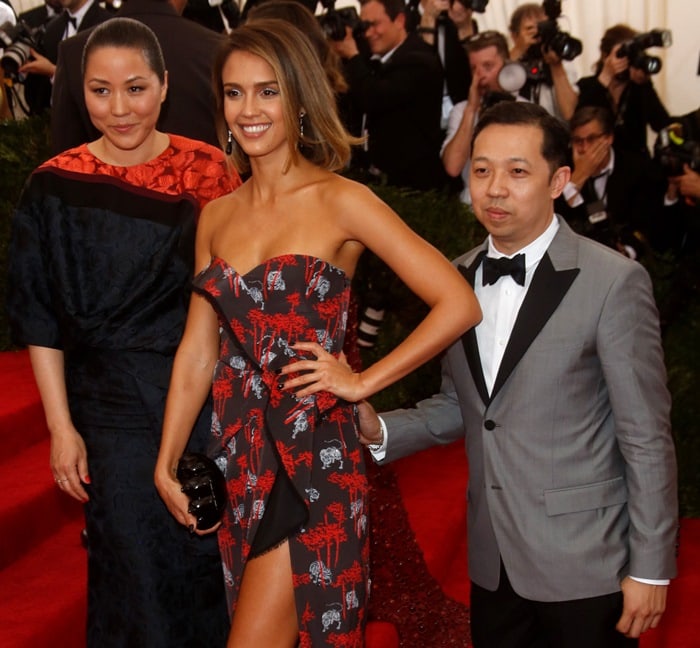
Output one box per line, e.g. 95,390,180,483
86,75,150,84
472,156,532,165
223,80,279,88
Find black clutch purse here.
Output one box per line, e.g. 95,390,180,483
176,452,228,531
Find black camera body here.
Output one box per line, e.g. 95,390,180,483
616,29,672,76
318,0,366,42
0,19,44,81
467,0,489,12
655,118,700,177
518,0,581,88
534,0,582,62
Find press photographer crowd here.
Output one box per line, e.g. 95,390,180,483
5,0,695,257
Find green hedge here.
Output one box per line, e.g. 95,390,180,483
1,114,698,516
0,115,52,351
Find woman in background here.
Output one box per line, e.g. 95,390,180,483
155,19,480,647
7,18,240,647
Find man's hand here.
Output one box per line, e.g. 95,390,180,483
570,137,609,188
616,577,668,638
670,164,700,201
19,48,56,78
421,0,449,23
330,25,360,60
356,400,383,446
598,44,629,88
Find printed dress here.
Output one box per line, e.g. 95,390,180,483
194,254,370,647
7,135,239,648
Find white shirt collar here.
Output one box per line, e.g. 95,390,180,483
486,214,560,272
69,0,94,29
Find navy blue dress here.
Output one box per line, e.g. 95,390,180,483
6,137,238,647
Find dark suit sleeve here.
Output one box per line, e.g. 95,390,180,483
344,43,443,114
51,38,96,154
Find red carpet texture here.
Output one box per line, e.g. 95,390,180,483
0,349,697,647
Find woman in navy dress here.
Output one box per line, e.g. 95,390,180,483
155,19,481,647
7,19,240,647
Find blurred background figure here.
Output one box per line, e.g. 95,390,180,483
441,29,512,203
182,0,240,32
576,23,672,159
51,0,226,153
507,1,578,120
405,0,477,129
18,0,111,115
332,0,449,192
556,105,667,259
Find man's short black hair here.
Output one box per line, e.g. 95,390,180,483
472,101,570,174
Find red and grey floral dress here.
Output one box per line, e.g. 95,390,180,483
194,254,369,647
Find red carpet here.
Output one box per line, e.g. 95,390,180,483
0,349,698,647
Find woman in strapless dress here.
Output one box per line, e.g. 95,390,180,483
155,19,481,648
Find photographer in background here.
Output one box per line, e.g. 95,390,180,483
576,24,671,159
332,0,449,191
405,0,482,128
654,107,700,331
441,29,514,203
51,0,226,153
18,0,110,115
508,1,577,121
556,106,666,259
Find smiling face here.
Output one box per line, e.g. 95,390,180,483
84,45,167,165
470,123,569,255
222,49,290,166
360,0,406,57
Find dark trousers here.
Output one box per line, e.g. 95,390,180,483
470,562,638,648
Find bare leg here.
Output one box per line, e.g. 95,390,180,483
227,540,299,648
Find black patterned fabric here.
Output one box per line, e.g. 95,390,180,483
6,137,237,647
194,254,370,647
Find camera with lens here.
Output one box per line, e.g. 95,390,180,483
317,0,367,42
654,119,700,177
0,19,44,81
464,0,490,12
616,29,672,76
513,0,581,90
524,0,583,72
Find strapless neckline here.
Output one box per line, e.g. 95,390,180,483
207,254,348,280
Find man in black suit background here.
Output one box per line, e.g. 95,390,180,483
333,0,450,191
556,106,667,258
18,0,62,29
50,0,226,153
19,0,111,114
404,0,472,129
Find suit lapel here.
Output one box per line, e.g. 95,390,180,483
490,251,580,399
459,251,490,404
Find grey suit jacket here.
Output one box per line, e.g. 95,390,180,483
382,217,678,602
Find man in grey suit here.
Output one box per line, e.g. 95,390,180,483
359,101,678,647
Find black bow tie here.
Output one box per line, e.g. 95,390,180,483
63,11,77,29
482,253,526,286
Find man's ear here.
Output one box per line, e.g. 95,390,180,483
550,165,571,199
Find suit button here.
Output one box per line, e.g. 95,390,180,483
484,419,496,431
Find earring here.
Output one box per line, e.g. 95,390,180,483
225,129,233,155
299,112,305,139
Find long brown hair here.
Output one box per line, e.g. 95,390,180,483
213,19,362,174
